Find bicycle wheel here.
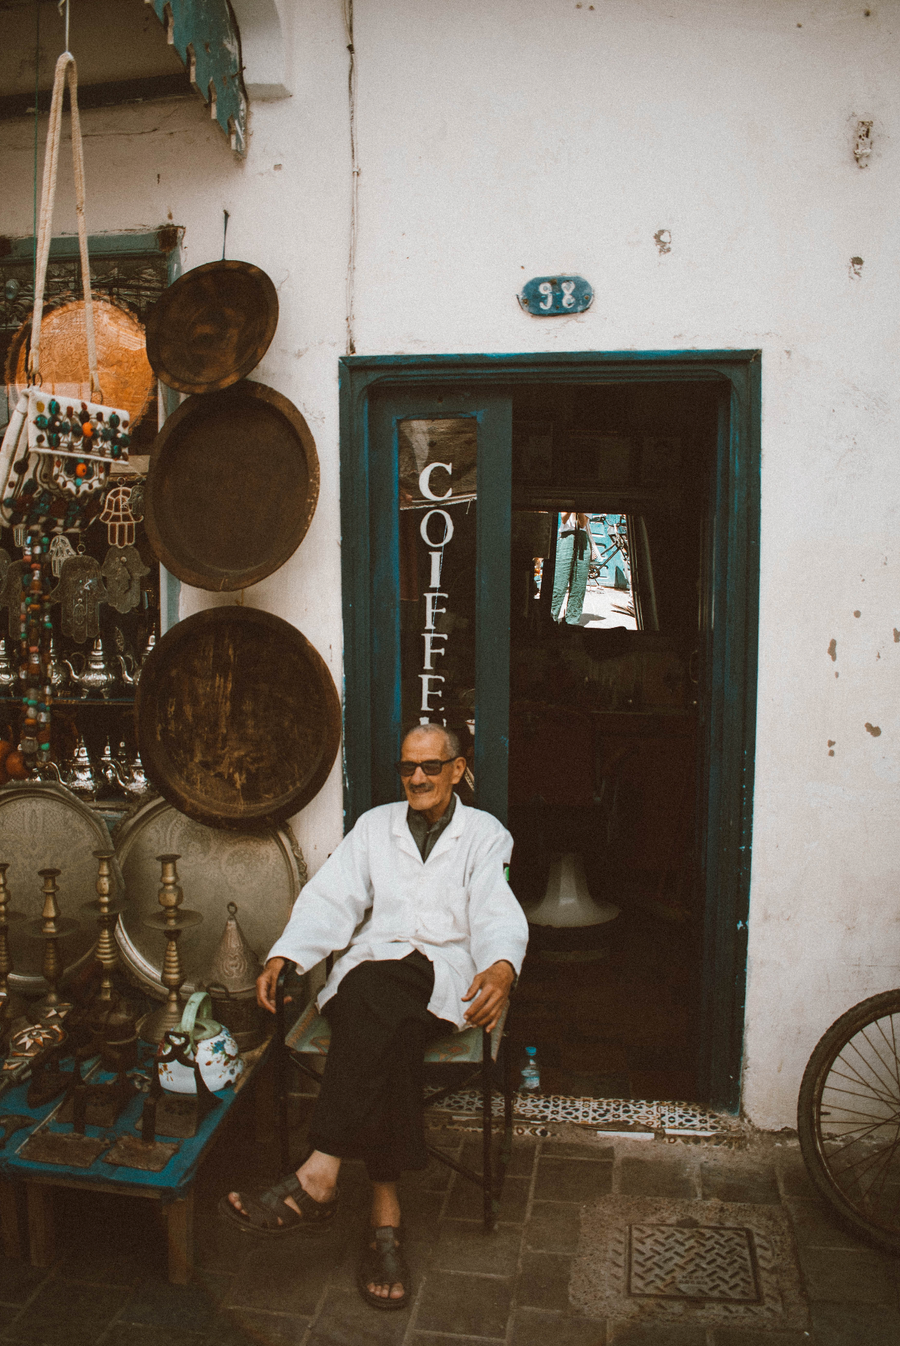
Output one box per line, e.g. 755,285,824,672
798,988,900,1253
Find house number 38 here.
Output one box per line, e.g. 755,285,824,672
518,275,593,317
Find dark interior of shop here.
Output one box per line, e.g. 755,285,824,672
503,380,720,1104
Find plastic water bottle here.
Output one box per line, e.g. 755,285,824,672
520,1046,540,1093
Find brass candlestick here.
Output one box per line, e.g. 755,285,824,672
82,849,127,1004
0,864,15,1001
0,862,25,1042
139,854,202,1044
26,868,79,1013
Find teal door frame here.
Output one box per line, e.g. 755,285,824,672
338,350,761,1111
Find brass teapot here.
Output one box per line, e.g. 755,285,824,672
63,639,116,699
58,735,98,799
46,635,68,693
0,639,16,692
116,632,155,690
106,747,150,801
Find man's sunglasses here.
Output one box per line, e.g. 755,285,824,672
395,758,458,777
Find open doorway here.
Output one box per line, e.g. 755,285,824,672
505,381,717,1102
341,351,760,1111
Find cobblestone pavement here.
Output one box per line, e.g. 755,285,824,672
0,1114,898,1345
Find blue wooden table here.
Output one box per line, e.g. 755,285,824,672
0,1039,270,1283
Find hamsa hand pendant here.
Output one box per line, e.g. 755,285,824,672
50,555,108,642
101,545,150,615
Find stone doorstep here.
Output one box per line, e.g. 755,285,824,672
571,1195,809,1332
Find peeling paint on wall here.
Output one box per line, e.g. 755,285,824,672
849,257,864,279
864,723,882,737
654,229,672,255
853,120,873,167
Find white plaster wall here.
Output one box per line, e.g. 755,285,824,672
1,0,899,1126
346,0,900,1129
0,0,352,877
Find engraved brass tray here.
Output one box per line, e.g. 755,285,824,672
114,796,305,999
5,297,155,427
0,781,123,993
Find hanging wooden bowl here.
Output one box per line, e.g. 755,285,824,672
135,606,341,829
4,296,155,427
145,259,278,394
143,380,320,591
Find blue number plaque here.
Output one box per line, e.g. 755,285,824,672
518,275,593,317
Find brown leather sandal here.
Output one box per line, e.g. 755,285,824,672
357,1225,410,1310
218,1173,338,1236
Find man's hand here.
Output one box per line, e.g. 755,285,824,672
257,957,287,1014
461,960,515,1031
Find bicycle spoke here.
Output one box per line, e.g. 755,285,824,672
850,1022,898,1098
873,1015,900,1095
829,1129,900,1184
862,1133,900,1209
820,1086,900,1117
824,1057,900,1104
824,1123,900,1173
826,1050,900,1108
845,1024,900,1101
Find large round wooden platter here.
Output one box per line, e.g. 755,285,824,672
0,781,123,993
4,297,155,427
135,606,341,830
145,259,278,395
114,796,304,999
143,380,320,591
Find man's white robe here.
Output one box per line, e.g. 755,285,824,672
268,798,529,1029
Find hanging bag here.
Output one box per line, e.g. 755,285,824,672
0,52,131,535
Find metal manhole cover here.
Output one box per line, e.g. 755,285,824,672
629,1224,760,1302
571,1196,809,1330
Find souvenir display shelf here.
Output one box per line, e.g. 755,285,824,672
0,476,159,808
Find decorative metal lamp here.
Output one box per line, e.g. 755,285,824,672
202,901,264,1050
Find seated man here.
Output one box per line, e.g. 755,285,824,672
221,722,528,1311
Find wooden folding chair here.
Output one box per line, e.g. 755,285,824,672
273,960,515,1231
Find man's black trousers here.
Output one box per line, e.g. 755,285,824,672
308,950,454,1183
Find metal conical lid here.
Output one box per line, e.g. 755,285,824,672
201,901,261,996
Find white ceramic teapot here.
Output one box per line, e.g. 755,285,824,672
156,991,244,1095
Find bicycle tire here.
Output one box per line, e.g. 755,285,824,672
798,988,900,1254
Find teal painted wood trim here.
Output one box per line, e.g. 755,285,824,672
147,0,247,155
339,362,374,825
339,350,761,1112
474,399,512,825
7,230,180,261
368,393,403,809
697,362,761,1111
339,350,752,376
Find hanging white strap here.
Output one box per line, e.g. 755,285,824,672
27,51,102,403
